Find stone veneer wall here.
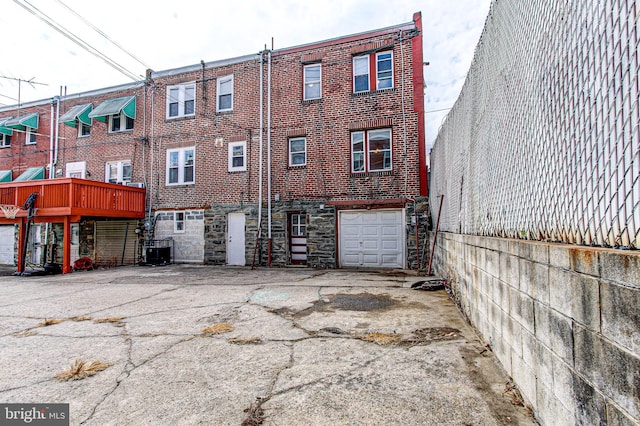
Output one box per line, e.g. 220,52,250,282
431,232,640,425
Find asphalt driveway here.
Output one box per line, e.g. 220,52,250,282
0,265,534,425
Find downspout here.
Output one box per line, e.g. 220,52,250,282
53,94,60,171
267,50,272,267
258,51,264,259
48,99,55,179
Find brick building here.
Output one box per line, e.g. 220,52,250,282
0,12,428,271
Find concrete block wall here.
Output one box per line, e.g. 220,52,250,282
432,232,640,425
155,210,205,263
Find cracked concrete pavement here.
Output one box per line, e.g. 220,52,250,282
0,265,535,425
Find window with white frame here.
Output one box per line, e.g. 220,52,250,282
105,160,131,184
303,64,321,100
167,147,195,185
0,134,11,148
66,161,87,179
289,137,306,166
78,122,90,137
174,211,186,233
109,111,134,133
167,83,195,118
351,129,392,173
217,75,233,112
353,55,370,93
228,141,246,172
25,128,37,144
353,50,394,93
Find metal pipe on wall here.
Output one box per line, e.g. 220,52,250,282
267,50,272,267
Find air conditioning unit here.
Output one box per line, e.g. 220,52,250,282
126,182,145,188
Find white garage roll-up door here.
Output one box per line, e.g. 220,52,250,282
339,209,405,268
0,225,15,265
95,221,139,266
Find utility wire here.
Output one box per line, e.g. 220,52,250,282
54,0,150,69
13,0,141,81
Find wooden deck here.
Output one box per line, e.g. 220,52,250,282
0,178,145,273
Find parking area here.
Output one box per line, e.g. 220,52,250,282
0,265,534,425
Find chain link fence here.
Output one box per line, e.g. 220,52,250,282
429,0,639,249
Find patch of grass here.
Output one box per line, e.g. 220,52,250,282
36,318,64,327
228,336,262,345
55,359,112,381
202,322,234,336
359,332,401,346
69,316,92,322
94,316,125,323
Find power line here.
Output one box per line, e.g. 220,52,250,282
54,0,150,69
13,0,142,82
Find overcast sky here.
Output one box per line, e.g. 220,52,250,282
1,0,491,146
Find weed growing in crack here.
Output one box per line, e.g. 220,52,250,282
55,359,112,381
69,316,92,322
242,396,269,425
202,322,234,336
36,318,64,327
94,316,125,323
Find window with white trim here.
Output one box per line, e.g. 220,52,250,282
66,161,87,179
167,83,195,118
217,75,233,112
228,141,246,172
351,129,392,173
78,122,90,137
167,147,195,185
26,128,37,145
289,137,306,166
353,50,394,93
109,111,134,133
174,211,185,233
105,161,131,184
0,134,11,148
303,64,321,100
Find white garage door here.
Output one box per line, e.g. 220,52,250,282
0,225,15,265
339,209,405,268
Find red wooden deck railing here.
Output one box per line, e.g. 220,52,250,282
0,177,146,220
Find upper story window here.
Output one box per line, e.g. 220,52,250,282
289,137,306,166
105,160,131,184
167,83,195,119
0,134,11,148
353,50,394,93
26,128,37,145
217,75,234,112
78,122,91,137
167,147,195,185
303,64,321,100
109,111,134,133
228,141,246,172
351,128,392,173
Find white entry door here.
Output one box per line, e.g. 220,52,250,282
227,213,246,265
339,209,405,268
0,225,15,265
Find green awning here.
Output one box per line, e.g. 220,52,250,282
14,166,45,182
5,113,39,131
88,96,136,123
0,170,11,182
59,103,93,128
0,117,13,136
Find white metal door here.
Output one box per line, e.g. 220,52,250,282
227,213,246,265
29,224,42,265
0,225,14,265
339,209,405,268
